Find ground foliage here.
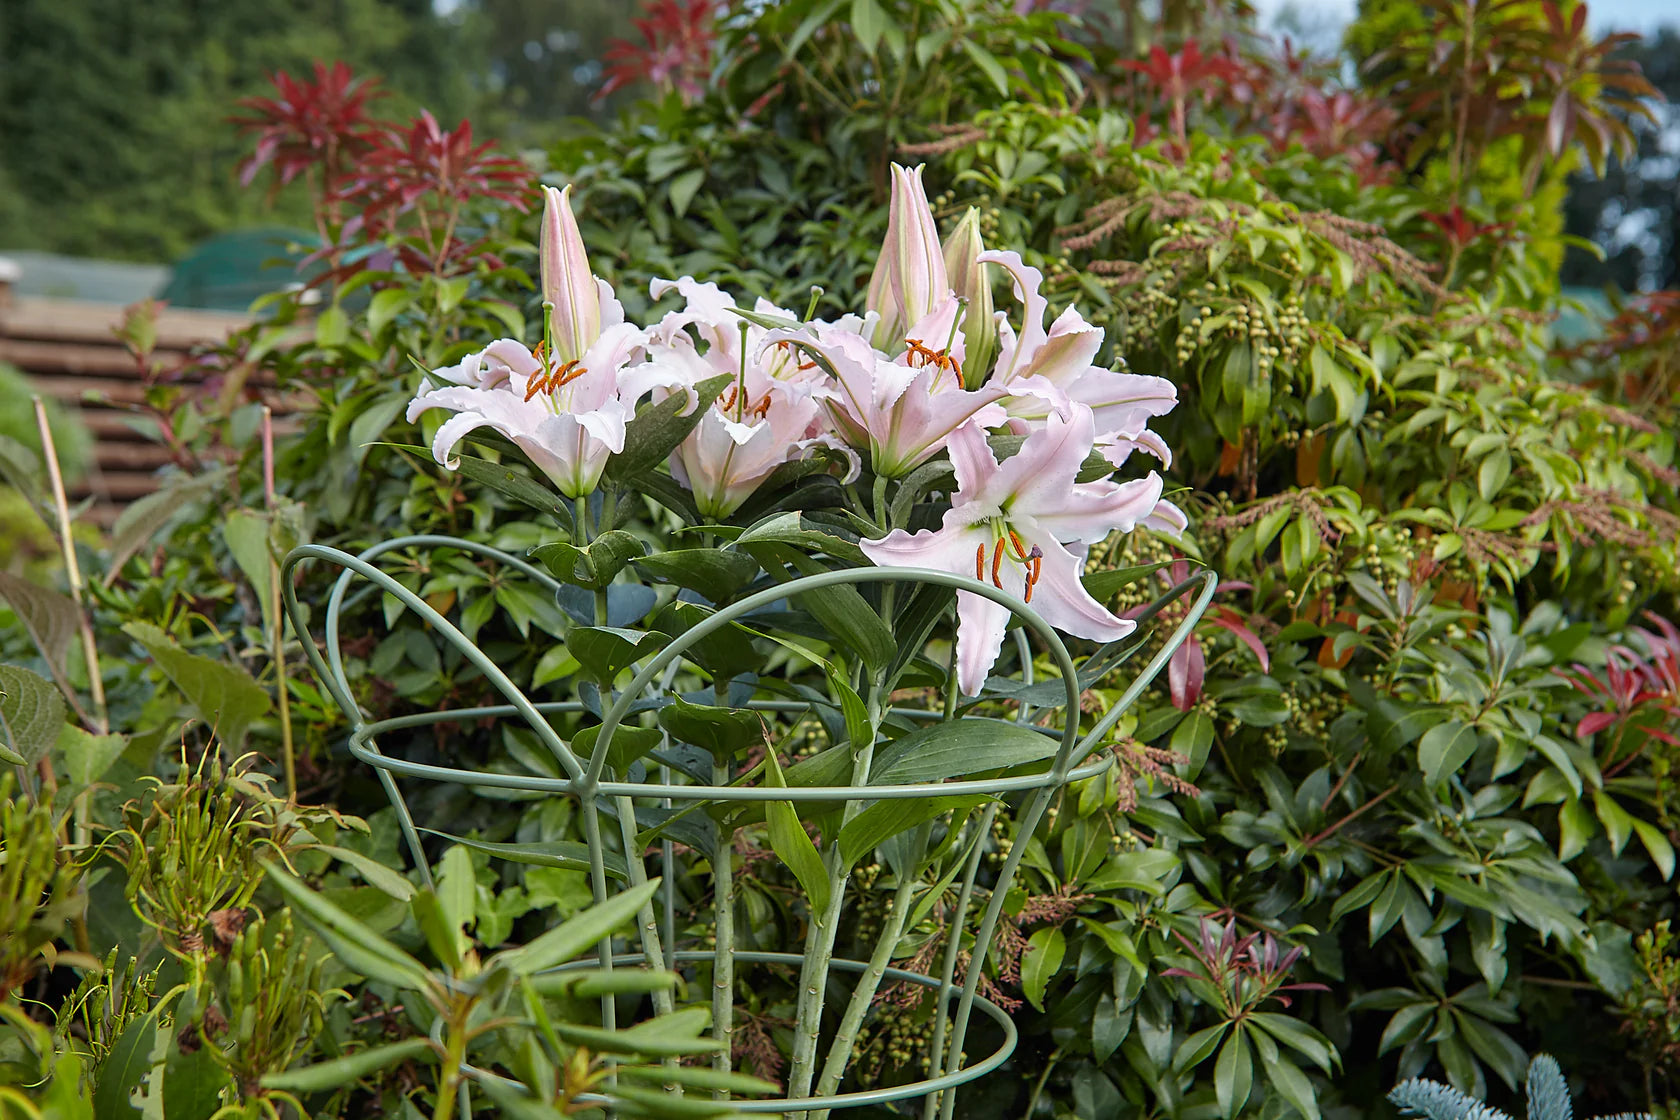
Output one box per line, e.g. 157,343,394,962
1,1,1678,1118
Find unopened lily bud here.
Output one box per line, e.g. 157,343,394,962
866,164,948,349
943,207,995,388
539,184,599,364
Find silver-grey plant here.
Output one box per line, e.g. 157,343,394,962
1389,1054,1651,1120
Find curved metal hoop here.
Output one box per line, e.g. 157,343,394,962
281,534,1217,1114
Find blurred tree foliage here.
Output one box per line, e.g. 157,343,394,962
1561,28,1680,291
0,0,622,262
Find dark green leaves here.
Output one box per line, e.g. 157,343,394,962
123,622,271,750
632,549,761,604
533,531,644,591
567,626,666,686
657,695,765,762
606,373,732,482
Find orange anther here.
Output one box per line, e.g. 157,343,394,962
990,539,1005,589
523,370,550,401
975,543,986,581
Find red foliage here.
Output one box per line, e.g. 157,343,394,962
232,60,385,196
1120,42,1245,151
1161,918,1328,1013
1419,206,1515,250
232,63,532,280
346,111,531,275
597,0,717,106
1126,558,1268,712
1558,612,1680,776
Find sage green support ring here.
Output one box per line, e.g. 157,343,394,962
281,535,1216,1114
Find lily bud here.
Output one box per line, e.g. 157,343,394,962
942,208,995,388
866,164,948,349
540,184,600,364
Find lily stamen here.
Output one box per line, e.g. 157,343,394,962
904,338,964,387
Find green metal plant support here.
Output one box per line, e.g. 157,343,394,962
282,534,1215,1117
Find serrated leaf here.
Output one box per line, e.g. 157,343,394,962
0,663,66,765
123,622,270,750
58,723,129,790
0,571,80,704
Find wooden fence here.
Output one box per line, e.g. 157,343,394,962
0,293,254,524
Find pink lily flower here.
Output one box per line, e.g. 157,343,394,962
979,250,1179,441
860,406,1165,694
865,163,950,350
772,323,1007,479
645,277,835,517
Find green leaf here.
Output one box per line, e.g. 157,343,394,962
632,549,760,605
436,844,477,946
1081,561,1178,602
1215,1028,1254,1118
122,622,271,750
798,582,895,671
668,168,706,218
262,862,432,991
1247,1012,1336,1073
1264,1055,1321,1120
417,828,627,881
1021,926,1066,1012
869,719,1061,784
451,452,566,517
496,877,662,976
764,751,831,914
1092,994,1129,1063
734,512,868,565
960,38,1010,96
0,571,79,704
0,663,66,765
314,305,349,347
616,1064,779,1095
163,1035,231,1120
222,510,275,630
657,696,765,763
314,844,416,901
366,288,413,336
527,967,682,998
838,796,987,868
573,723,665,773
1172,1022,1229,1074
567,626,665,686
412,888,463,971
532,531,644,591
1631,817,1675,880
607,374,732,482
1417,719,1478,787
654,601,762,681
58,724,128,790
850,0,889,52
260,1038,435,1093
94,1001,167,1120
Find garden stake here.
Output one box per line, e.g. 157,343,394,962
33,397,107,740
263,407,297,800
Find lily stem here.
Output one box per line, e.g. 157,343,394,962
811,822,931,1113
712,766,735,1099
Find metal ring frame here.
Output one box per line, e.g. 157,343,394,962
281,534,1216,1116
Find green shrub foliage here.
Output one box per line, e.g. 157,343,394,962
1,0,1676,1117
